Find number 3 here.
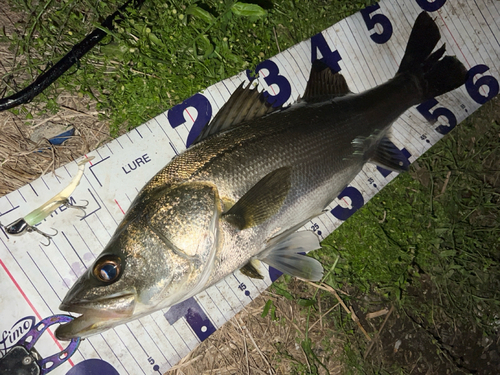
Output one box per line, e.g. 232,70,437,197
246,60,292,107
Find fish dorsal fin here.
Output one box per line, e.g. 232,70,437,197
301,60,351,103
223,167,292,230
240,259,264,279
368,136,410,172
193,82,278,145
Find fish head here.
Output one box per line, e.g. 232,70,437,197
56,182,223,340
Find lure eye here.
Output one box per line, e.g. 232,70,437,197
5,219,29,236
93,256,121,282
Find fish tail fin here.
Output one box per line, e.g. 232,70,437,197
397,12,467,101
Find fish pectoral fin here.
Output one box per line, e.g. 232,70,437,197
369,136,410,172
300,60,351,103
223,167,292,230
193,81,278,145
240,259,264,279
258,231,323,282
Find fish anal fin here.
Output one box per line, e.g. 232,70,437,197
223,167,292,230
369,136,410,172
240,259,264,279
258,231,323,282
193,82,278,145
301,60,351,103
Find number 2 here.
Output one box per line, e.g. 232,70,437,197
167,94,213,147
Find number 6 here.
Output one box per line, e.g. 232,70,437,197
466,64,499,104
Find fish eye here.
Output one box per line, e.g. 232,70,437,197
93,256,121,283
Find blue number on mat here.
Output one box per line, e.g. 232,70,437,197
416,0,447,12
330,186,364,221
310,32,342,71
311,222,322,237
167,93,213,147
377,148,412,178
164,297,216,342
65,359,119,375
246,60,292,107
466,64,499,104
360,4,393,44
417,98,457,135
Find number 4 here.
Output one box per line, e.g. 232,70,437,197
310,32,342,71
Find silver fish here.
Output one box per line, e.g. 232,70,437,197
56,12,466,340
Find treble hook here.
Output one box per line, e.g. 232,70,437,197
0,219,58,246
63,199,89,218
30,226,58,246
0,156,94,245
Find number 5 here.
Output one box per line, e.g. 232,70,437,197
416,98,457,135
360,4,393,44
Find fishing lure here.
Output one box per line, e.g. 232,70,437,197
0,156,94,245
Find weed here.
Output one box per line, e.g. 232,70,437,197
316,98,500,372
2,0,375,135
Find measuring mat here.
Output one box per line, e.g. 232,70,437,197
1,0,499,373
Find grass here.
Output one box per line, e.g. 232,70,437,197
2,0,374,135
304,98,500,373
274,113,500,372
2,0,500,373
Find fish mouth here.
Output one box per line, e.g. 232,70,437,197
56,292,136,340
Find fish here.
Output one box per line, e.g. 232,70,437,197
55,12,467,340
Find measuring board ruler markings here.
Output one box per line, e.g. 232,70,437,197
1,0,499,373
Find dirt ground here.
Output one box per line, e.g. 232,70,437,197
0,0,112,195
350,275,500,375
